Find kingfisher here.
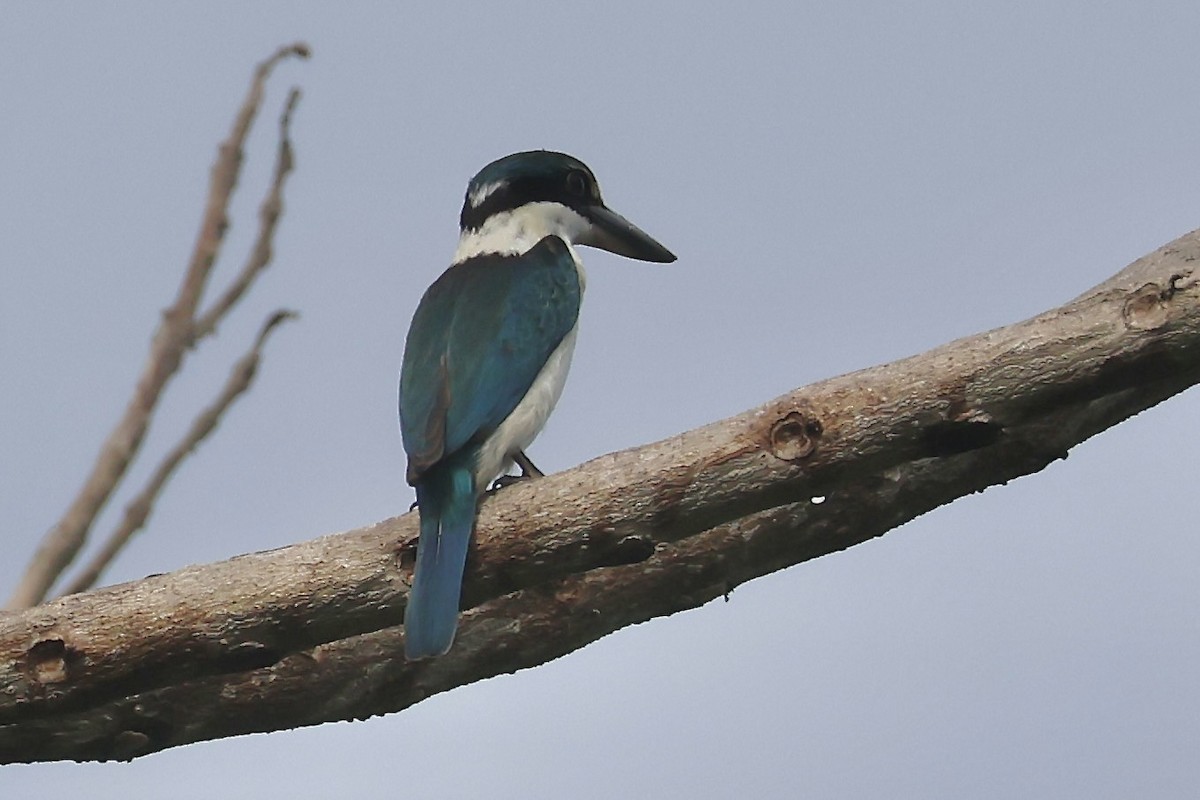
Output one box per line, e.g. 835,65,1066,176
399,150,675,659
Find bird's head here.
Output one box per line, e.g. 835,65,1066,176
455,150,676,264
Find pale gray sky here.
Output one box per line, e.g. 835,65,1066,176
4,2,1199,797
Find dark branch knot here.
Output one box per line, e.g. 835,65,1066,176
24,638,75,687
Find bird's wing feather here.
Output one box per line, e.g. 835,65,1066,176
399,235,581,481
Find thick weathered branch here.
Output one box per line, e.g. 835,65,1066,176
5,44,309,610
1,226,1198,762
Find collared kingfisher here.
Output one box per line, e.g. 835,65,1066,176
399,150,676,659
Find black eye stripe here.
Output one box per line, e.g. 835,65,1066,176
460,168,598,231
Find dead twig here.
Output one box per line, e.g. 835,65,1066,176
59,311,299,597
192,89,302,341
5,43,310,610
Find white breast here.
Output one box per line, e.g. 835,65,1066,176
474,324,579,487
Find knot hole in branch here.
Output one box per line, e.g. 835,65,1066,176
24,637,81,686
1122,282,1171,330
769,410,822,462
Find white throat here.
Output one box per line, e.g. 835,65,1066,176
454,202,591,264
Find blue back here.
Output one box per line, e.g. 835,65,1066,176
399,235,582,481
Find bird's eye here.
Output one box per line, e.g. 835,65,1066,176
566,170,588,197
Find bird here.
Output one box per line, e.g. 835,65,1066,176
398,150,676,659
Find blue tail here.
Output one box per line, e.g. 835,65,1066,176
404,466,476,659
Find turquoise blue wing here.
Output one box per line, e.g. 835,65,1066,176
399,235,581,482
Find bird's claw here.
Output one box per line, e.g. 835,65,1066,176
487,449,546,493
488,473,530,492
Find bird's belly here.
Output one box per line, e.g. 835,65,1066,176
474,325,579,487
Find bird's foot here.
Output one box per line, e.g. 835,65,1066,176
489,473,529,492
513,450,545,478
487,450,546,493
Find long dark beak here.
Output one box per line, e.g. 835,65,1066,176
580,204,676,263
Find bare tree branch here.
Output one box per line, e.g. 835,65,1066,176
5,43,309,610
191,90,301,341
1,226,1198,762
58,311,299,597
